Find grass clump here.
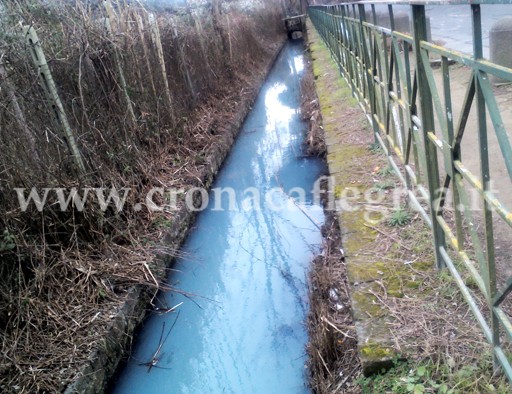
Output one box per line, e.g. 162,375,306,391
0,230,16,253
375,180,396,191
368,141,384,153
388,207,412,227
358,356,511,394
378,164,395,177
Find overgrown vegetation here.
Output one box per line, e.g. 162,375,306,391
0,0,284,391
307,213,362,393
300,57,327,158
359,352,511,393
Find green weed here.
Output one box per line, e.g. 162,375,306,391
368,141,384,153
358,357,510,394
378,165,395,177
0,230,15,253
375,180,396,191
387,208,412,227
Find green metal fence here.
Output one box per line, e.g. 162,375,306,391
309,0,512,381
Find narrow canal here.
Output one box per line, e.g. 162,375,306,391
111,41,326,393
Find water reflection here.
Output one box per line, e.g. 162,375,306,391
112,42,325,393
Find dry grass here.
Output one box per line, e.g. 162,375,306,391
307,212,362,394
356,210,512,393
0,0,286,392
0,245,158,392
300,65,327,158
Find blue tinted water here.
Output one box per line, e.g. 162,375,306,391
112,41,325,394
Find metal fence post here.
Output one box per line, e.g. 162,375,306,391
411,5,446,269
358,4,379,143
471,3,500,370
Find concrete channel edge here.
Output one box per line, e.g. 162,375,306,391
306,20,405,375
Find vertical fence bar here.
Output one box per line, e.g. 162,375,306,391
390,7,408,161
355,4,364,100
351,4,362,95
382,6,394,157
471,3,500,370
338,8,348,80
342,5,357,97
358,4,379,143
442,57,464,249
334,8,342,62
411,4,446,269
327,7,334,56
334,6,342,66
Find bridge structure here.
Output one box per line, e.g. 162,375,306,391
309,0,512,382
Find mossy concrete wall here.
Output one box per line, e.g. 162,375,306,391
306,20,433,375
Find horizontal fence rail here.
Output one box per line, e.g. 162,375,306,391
309,0,512,381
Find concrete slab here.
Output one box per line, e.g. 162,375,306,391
306,19,437,376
